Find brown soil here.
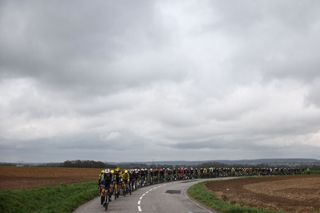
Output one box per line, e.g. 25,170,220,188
206,176,320,213
0,167,101,190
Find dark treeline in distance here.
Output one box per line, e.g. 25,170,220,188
1,158,319,169
62,160,116,168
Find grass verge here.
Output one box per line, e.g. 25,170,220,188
0,182,97,213
309,169,320,175
187,181,281,213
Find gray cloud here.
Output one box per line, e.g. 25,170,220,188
1,0,320,162
0,0,188,96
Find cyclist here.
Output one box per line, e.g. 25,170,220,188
141,168,147,186
129,169,136,191
159,168,165,182
98,169,105,196
100,169,113,206
112,167,121,199
121,169,130,195
98,169,104,185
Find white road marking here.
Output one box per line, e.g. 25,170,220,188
137,184,164,212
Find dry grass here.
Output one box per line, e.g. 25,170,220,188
0,166,101,190
206,176,320,213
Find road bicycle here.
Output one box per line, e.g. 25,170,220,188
100,185,110,211
122,180,131,196
114,182,120,200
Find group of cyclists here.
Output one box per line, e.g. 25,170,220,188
97,166,306,211
98,167,131,210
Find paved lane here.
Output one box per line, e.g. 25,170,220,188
138,180,214,213
74,179,231,213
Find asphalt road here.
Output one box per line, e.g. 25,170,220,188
73,179,218,213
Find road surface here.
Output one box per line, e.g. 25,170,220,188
74,179,218,213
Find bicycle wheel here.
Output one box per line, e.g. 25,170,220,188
104,194,109,211
100,195,105,205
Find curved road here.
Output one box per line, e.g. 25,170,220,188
74,179,220,213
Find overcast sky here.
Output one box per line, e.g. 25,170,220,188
1,0,320,162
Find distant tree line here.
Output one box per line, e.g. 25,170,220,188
1,159,319,169
197,161,320,169
0,162,17,166
62,160,115,168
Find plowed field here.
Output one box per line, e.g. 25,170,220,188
206,176,320,213
0,167,101,190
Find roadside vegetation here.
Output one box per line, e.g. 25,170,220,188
309,168,320,175
188,181,281,213
0,181,97,213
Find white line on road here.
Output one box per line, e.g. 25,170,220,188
137,184,164,212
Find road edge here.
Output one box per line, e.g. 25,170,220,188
184,180,216,213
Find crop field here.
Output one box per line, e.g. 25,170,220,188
0,167,101,190
206,175,320,213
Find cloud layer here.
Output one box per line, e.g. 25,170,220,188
1,0,320,162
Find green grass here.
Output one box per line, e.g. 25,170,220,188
188,181,282,213
309,169,320,175
0,182,98,213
